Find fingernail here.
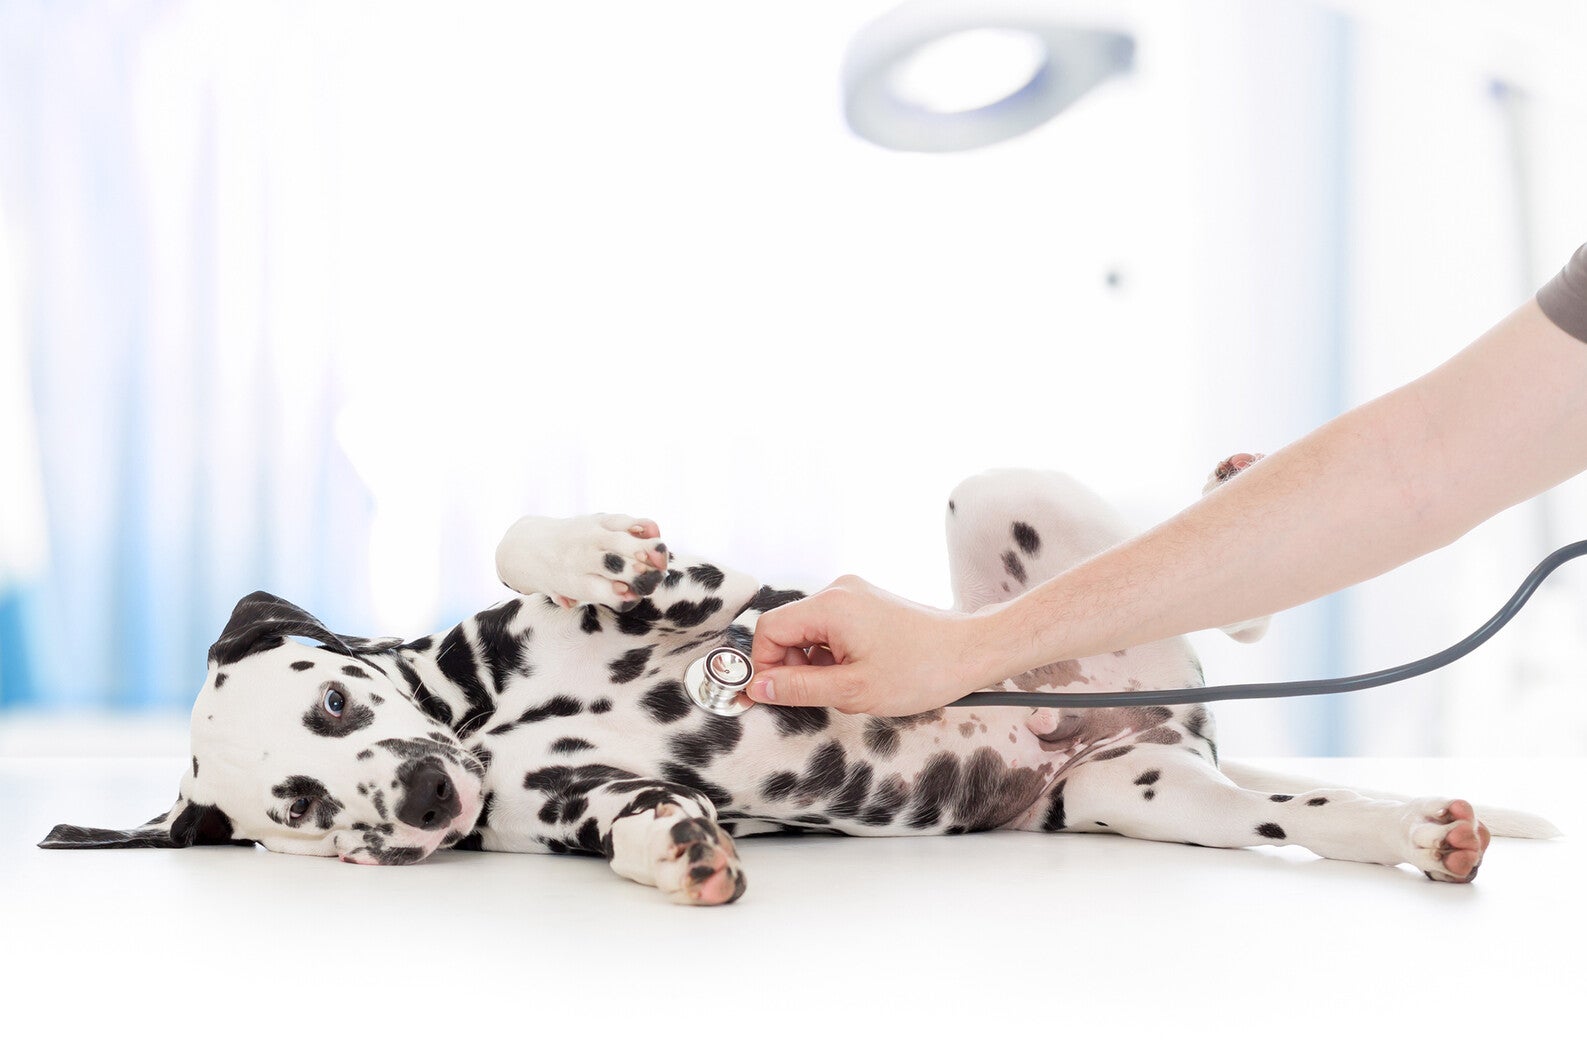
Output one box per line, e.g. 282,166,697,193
748,676,774,702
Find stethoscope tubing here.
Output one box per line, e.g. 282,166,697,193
946,539,1587,709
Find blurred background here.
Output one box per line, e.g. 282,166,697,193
0,0,1584,757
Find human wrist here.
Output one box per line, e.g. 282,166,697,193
953,602,1028,691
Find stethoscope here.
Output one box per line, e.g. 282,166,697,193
684,540,1587,717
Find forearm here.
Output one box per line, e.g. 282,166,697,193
972,299,1587,684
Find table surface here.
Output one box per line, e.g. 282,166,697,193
0,721,1580,1046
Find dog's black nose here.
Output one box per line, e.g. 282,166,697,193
395,758,461,831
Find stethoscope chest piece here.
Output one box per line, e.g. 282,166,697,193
685,646,755,717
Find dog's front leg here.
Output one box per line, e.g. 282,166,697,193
525,765,747,905
496,513,671,610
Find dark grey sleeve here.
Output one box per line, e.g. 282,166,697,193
1537,243,1587,344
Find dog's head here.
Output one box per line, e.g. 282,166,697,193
40,592,485,865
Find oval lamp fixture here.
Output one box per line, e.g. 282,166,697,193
843,0,1136,153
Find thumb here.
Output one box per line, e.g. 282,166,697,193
747,664,863,711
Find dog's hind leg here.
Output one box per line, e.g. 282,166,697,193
1042,746,1493,883
944,469,1206,696
945,469,1134,614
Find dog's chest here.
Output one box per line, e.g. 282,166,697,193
469,643,1068,846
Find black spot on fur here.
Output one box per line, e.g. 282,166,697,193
687,564,725,590
907,753,961,829
797,741,849,805
214,673,227,688
616,598,664,635
419,694,454,727
1134,770,1161,786
767,705,831,737
473,600,528,694
1090,745,1134,761
1137,726,1183,745
453,832,483,851
745,586,806,614
192,756,199,777
828,763,875,821
604,553,625,574
487,695,583,735
435,623,493,735
403,635,434,652
608,646,653,685
640,682,693,724
858,775,908,826
1042,781,1067,832
723,622,753,654
1001,550,1027,585
761,771,799,802
1270,794,1294,802
668,717,744,767
341,664,370,679
863,720,901,759
659,762,734,810
1256,823,1286,840
524,764,634,797
1307,797,1329,806
591,698,613,715
1011,521,1041,555
947,500,955,513
580,605,602,633
291,661,314,672
576,817,606,857
551,737,595,754
664,597,724,629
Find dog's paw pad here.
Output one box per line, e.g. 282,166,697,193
1411,798,1490,883
1202,452,1265,495
654,815,746,906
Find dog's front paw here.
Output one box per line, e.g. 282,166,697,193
647,806,746,906
1409,798,1491,883
497,514,671,610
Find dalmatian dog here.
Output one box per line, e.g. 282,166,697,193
40,458,1559,904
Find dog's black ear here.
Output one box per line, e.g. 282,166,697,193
208,590,395,666
38,797,252,850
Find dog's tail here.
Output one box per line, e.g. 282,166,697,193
1219,760,1563,839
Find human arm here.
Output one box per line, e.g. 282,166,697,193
749,274,1587,713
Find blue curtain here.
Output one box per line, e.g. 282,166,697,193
0,1,377,712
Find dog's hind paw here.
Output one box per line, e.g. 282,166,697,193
1410,798,1491,883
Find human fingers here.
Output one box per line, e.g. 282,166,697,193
749,592,836,670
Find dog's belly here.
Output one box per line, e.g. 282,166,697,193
475,640,1204,848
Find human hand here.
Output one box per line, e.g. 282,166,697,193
745,576,991,716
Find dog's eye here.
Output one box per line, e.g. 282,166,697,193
323,689,346,717
289,797,311,820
